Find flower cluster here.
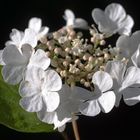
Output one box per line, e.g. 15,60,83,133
1,3,140,132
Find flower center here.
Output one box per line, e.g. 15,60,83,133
37,26,121,90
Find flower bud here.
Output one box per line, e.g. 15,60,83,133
84,82,90,87
54,47,62,55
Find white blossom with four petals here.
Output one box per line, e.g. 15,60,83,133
105,60,140,106
116,31,140,63
2,45,50,85
80,71,116,116
92,3,134,36
19,67,62,113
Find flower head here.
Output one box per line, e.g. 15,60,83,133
1,3,140,134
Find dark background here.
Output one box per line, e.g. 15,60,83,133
0,0,140,140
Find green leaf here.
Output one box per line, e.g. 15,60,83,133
0,66,54,133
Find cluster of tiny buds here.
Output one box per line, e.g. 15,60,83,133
37,26,120,90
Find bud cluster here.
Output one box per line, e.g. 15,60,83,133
37,26,120,89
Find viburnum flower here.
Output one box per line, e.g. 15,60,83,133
80,71,116,116
2,45,50,84
132,44,140,67
122,46,140,105
105,60,140,106
1,2,140,139
63,9,88,29
5,28,37,49
116,31,140,62
92,3,134,36
28,17,49,41
37,84,92,131
19,67,62,112
105,60,126,106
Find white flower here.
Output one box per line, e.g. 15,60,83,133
92,3,134,36
116,31,140,61
28,17,49,41
2,44,50,85
0,50,5,65
131,44,140,68
63,9,88,29
80,71,116,116
37,84,92,131
105,60,140,106
5,28,37,48
19,67,62,112
121,67,140,106
105,60,126,106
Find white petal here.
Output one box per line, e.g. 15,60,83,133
58,125,66,132
105,60,126,84
29,49,50,70
19,80,41,97
98,91,116,113
2,45,27,65
131,44,140,67
21,44,34,61
42,91,60,112
57,84,70,102
24,66,45,85
74,18,88,29
123,87,140,106
2,65,24,85
56,98,80,120
114,90,122,107
54,117,71,131
58,84,85,117
22,28,37,48
72,86,94,101
19,94,43,112
116,31,140,59
92,71,113,92
45,70,62,91
105,3,126,23
37,109,70,131
6,29,24,47
92,8,116,35
118,15,134,35
64,9,75,26
121,66,140,90
37,109,56,124
0,50,5,65
79,100,101,116
28,17,42,33
38,27,49,39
